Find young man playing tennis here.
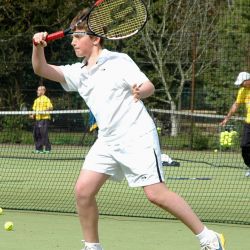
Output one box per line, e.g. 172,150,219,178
220,72,250,177
32,9,225,250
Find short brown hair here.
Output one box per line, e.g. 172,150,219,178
71,8,104,47
70,8,90,31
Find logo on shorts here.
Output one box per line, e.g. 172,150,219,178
140,175,148,181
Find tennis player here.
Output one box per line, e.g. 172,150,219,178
220,72,250,177
32,8,225,250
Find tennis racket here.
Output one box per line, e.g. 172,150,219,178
35,0,147,44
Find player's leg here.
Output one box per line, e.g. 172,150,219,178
33,123,38,151
118,128,225,249
242,147,250,176
75,170,109,243
143,183,225,249
241,123,250,177
33,121,43,152
144,183,203,233
43,120,51,152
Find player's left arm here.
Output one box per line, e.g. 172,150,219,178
45,98,53,111
132,81,155,102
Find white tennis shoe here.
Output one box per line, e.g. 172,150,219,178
200,232,225,250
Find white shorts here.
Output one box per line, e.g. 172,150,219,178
83,129,164,187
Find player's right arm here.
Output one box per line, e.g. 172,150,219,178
32,32,65,83
220,101,240,126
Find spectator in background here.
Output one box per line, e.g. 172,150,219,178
220,72,250,177
30,86,53,153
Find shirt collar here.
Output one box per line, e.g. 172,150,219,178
81,49,111,68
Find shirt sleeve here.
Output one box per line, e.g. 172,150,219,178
59,63,83,92
236,88,246,104
121,55,149,87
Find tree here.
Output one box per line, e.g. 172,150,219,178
204,0,250,115
0,0,91,110
140,0,220,136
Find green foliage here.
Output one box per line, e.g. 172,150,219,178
0,116,28,143
191,130,210,150
0,0,90,109
0,0,249,135
204,0,250,114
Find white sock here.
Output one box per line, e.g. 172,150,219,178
84,242,102,249
196,226,214,244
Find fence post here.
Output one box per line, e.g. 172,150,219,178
190,32,197,149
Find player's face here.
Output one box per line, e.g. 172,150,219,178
242,80,250,88
71,29,97,58
37,87,45,96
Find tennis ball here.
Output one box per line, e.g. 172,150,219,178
4,221,14,231
157,127,162,135
214,149,218,153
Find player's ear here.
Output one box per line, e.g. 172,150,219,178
92,36,101,46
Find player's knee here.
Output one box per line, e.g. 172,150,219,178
144,189,161,205
74,181,94,203
144,184,172,206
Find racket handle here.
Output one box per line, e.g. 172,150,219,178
33,31,65,46
46,31,65,42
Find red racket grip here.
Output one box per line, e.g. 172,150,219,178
46,31,65,42
95,0,105,6
33,31,65,46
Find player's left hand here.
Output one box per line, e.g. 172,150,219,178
132,84,140,102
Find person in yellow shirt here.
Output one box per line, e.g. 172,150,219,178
220,72,250,177
30,86,53,153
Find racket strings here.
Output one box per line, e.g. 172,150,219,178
88,0,147,39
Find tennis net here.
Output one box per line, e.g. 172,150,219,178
0,109,249,224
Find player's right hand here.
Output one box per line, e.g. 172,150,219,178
33,32,48,47
131,84,141,102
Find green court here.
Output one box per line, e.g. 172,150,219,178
0,211,250,250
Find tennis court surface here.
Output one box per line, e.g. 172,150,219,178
0,211,250,250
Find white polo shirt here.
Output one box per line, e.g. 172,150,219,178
59,49,156,142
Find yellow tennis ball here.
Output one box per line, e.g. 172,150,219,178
4,221,14,231
214,149,218,153
0,208,3,215
157,127,162,135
